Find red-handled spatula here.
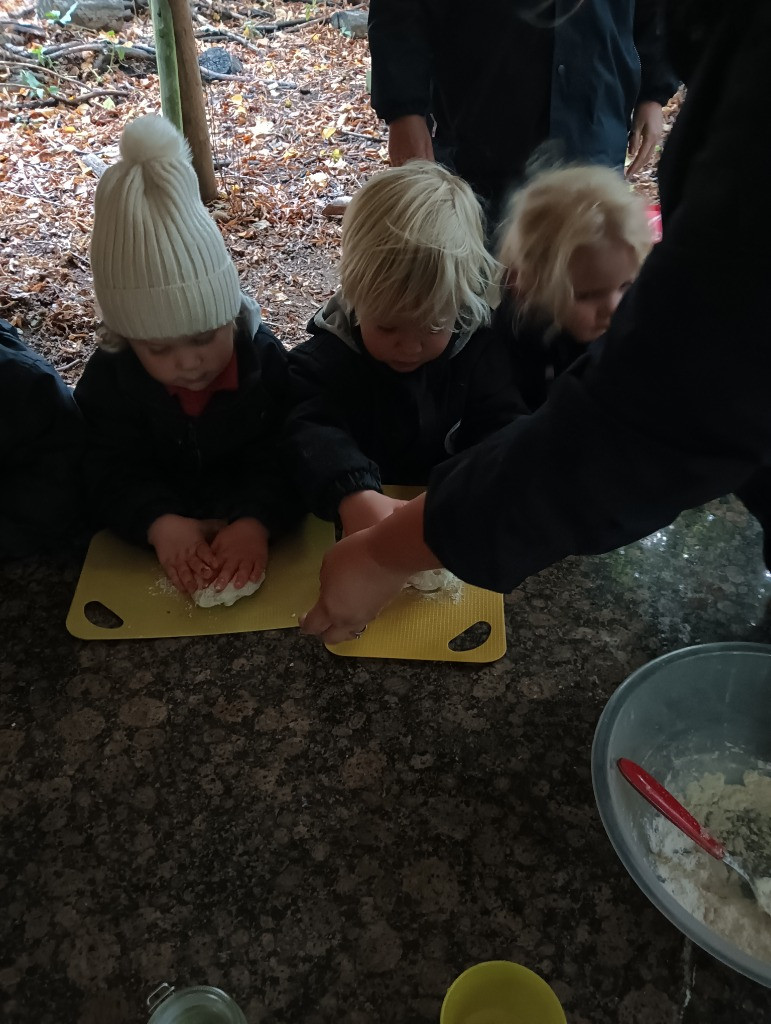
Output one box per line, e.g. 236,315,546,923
617,757,771,917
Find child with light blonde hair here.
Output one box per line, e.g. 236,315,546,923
496,164,653,410
285,160,526,533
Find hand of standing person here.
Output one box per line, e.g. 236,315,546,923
301,494,439,643
338,489,408,536
147,513,219,594
388,114,434,166
210,517,270,592
626,100,664,177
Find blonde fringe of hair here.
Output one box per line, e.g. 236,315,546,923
340,161,500,335
95,324,129,353
497,165,652,327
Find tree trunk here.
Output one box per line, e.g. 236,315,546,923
166,0,218,204
149,0,182,132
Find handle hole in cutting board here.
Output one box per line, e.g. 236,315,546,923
448,620,491,652
84,601,124,629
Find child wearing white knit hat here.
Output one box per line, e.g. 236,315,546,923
76,115,302,600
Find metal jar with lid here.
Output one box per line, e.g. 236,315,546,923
147,982,247,1024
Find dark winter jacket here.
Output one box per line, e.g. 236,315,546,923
0,319,85,560
285,292,527,520
492,292,593,412
74,303,303,546
422,0,771,592
368,0,678,212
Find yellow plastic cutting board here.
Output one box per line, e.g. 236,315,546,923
66,517,335,641
326,486,506,663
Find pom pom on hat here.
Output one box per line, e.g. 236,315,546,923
119,113,190,164
91,115,241,340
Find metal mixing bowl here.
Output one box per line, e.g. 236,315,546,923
591,642,771,988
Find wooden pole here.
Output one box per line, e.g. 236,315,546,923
166,0,218,204
148,0,182,133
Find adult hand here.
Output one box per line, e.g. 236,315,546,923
626,100,663,177
388,115,434,166
147,514,219,595
210,517,269,592
338,489,408,537
300,528,411,644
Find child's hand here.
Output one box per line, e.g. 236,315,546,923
147,514,219,594
339,490,408,537
210,517,269,592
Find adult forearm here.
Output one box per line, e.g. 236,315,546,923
366,492,441,573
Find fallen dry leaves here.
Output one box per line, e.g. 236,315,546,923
1,1,385,380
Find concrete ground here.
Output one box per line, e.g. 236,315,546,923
2,497,771,1023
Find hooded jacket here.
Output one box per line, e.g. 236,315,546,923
0,319,85,560
74,298,303,545
422,0,771,592
492,291,593,412
369,0,678,210
285,291,527,520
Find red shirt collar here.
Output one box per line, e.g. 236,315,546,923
166,350,239,417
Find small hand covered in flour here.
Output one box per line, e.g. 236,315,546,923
338,489,407,536
210,517,269,592
147,514,219,594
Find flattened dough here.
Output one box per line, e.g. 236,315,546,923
405,568,457,593
193,573,266,608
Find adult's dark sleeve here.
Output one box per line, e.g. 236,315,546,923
368,0,433,124
284,344,381,521
1,347,85,560
634,0,679,105
424,3,771,592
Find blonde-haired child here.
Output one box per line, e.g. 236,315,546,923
285,160,526,534
496,164,653,410
75,115,302,597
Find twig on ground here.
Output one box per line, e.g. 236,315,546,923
0,58,94,88
192,0,273,21
193,26,265,55
0,20,47,38
18,86,131,107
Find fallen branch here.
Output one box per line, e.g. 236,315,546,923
194,2,366,42
0,20,47,38
272,3,366,33
17,85,131,106
21,37,234,82
0,57,92,88
192,0,273,21
41,39,155,59
193,26,265,55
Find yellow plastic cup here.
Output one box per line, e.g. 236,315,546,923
440,960,566,1024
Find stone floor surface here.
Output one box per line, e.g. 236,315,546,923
2,498,771,1023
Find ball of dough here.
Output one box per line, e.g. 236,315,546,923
193,573,266,608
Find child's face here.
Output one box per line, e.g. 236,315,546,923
561,239,639,343
358,315,453,373
129,324,235,390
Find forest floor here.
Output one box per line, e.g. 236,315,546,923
0,0,680,384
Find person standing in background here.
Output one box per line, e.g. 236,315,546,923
368,0,678,225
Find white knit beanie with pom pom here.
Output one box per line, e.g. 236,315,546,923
91,114,241,340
